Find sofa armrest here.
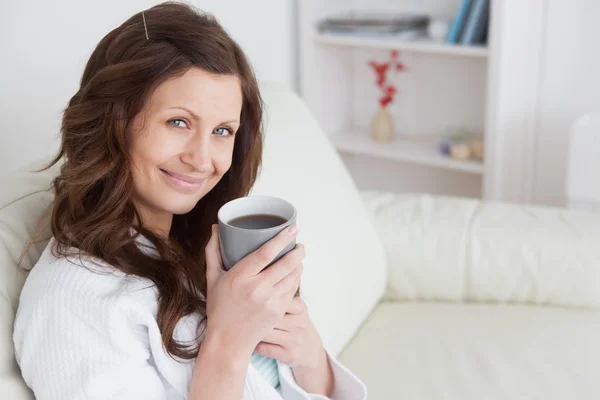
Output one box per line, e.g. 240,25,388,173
360,191,600,309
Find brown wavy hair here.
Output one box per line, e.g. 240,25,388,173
40,2,263,359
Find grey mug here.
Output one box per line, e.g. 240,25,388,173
217,195,297,271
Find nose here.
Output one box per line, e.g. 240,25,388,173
182,133,213,173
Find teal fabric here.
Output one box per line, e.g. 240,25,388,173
250,353,280,389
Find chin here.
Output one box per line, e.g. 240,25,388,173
166,201,201,216
154,194,202,215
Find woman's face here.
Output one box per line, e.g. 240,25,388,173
128,67,242,234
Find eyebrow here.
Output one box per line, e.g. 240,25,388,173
168,106,240,125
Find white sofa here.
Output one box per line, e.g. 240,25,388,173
2,82,600,399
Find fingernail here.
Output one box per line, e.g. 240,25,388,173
287,226,297,236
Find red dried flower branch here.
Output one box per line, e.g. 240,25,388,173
369,50,407,108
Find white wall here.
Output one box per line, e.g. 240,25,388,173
532,0,600,207
0,0,296,173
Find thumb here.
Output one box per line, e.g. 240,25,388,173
205,224,224,287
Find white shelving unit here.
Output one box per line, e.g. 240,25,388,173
298,0,494,199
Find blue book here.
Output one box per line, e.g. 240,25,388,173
472,0,490,44
446,0,473,44
461,0,489,44
480,17,489,44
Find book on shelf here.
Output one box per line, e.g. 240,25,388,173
317,10,429,36
446,0,473,43
447,0,489,45
460,0,490,44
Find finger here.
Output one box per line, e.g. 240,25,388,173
273,313,303,332
260,244,305,286
285,296,306,316
254,342,287,362
261,328,290,347
274,262,303,298
233,225,298,277
205,224,224,286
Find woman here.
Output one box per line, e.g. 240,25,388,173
13,2,366,400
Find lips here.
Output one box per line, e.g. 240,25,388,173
160,169,205,191
161,169,204,184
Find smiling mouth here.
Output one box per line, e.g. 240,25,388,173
160,169,205,191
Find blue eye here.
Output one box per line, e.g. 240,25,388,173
213,127,233,137
167,119,188,129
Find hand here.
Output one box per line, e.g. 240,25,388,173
255,296,334,396
204,224,304,355
254,296,324,369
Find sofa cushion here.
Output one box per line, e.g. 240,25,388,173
339,301,600,400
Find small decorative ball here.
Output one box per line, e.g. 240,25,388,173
439,140,452,155
428,19,450,41
450,143,471,160
469,139,485,160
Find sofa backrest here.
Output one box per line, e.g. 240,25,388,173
0,82,387,398
253,83,387,354
0,162,58,400
362,191,600,310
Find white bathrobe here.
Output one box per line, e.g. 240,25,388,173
13,239,366,400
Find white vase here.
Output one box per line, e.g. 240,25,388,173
370,107,394,142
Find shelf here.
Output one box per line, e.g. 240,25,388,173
329,130,484,175
314,32,488,58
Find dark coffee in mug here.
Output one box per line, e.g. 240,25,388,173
228,214,288,230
